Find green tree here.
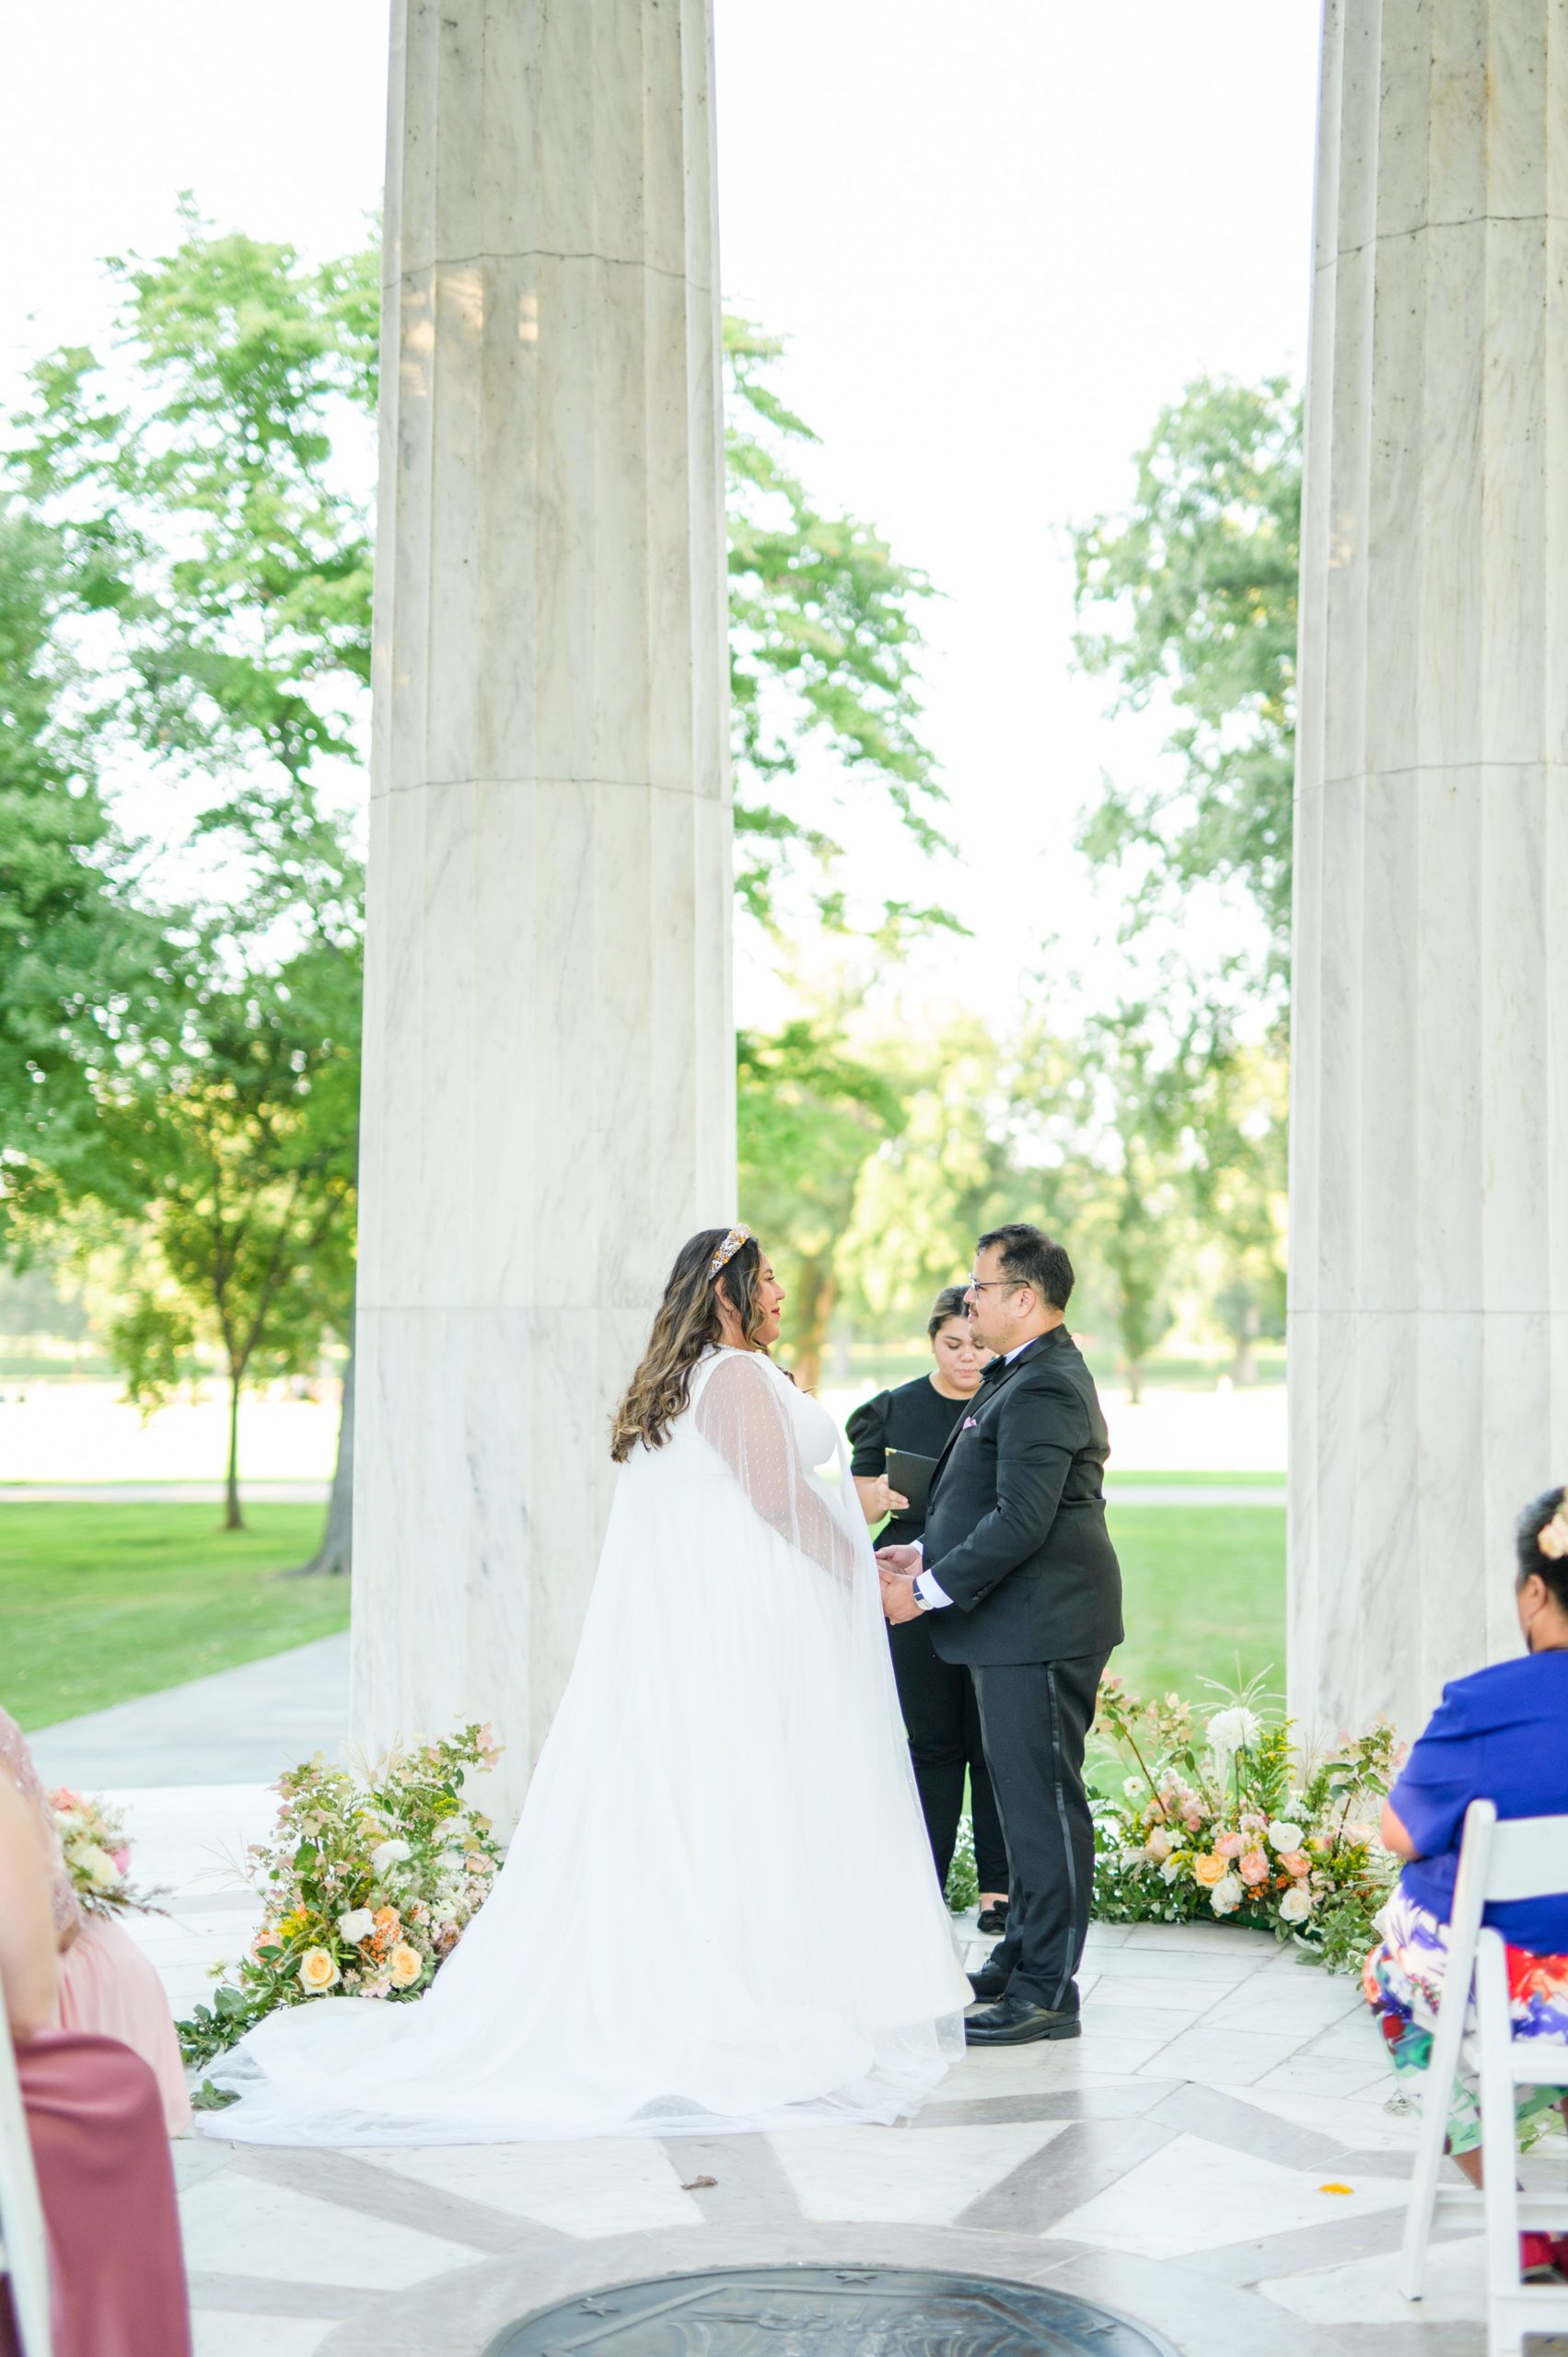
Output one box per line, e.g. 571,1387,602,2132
725,316,954,936
97,926,360,1529
0,500,172,1231
1072,376,1301,977
737,1016,904,1391
9,219,953,1554
839,1016,1024,1341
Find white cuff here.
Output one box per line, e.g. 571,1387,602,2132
913,1571,953,1610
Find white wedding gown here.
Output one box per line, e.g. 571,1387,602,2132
209,1347,969,2143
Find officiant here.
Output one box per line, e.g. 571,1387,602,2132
847,1287,1010,1924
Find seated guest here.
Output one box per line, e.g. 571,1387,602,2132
0,1706,190,2134
848,1286,1009,1925
0,1774,192,2357
1366,1482,1568,2278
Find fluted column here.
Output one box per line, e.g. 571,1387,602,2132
1290,0,1568,1739
351,0,735,1815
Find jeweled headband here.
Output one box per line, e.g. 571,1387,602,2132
708,1224,754,1280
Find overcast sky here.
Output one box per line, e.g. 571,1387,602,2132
0,1,1322,1027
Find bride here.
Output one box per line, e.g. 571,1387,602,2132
211,1225,970,2143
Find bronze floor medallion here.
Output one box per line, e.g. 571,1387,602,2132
484,2263,1179,2354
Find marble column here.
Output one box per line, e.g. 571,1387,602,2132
351,0,735,1817
1290,0,1568,1740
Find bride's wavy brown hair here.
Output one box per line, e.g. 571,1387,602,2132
610,1229,770,1461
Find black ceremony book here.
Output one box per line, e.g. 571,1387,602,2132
886,1446,939,1516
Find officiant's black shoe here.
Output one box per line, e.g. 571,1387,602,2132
964,1993,1080,2047
976,1899,1009,1936
967,1963,1010,2003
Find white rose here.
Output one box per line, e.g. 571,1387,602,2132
370,1840,412,1877
78,1844,122,1889
337,1909,376,1945
1144,1827,1173,1863
1206,1706,1261,1757
1159,1854,1183,1885
1267,1819,1305,1853
1210,1873,1244,1915
1278,1884,1314,1924
1116,1848,1146,1875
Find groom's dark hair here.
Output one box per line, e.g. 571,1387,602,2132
977,1222,1074,1311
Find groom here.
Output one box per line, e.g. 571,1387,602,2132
878,1223,1122,2046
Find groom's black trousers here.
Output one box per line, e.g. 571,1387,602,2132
971,1652,1109,2013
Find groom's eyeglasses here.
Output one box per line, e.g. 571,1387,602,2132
967,1277,1016,1293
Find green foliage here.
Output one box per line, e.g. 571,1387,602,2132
738,1015,904,1388
0,501,172,1232
178,1724,504,2071
1072,375,1300,975
1091,1675,1399,1972
725,316,954,935
944,1816,979,1914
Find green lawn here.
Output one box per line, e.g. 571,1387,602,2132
1104,1503,1285,1707
0,1505,351,1731
0,1497,1283,1739
1109,1469,1283,1488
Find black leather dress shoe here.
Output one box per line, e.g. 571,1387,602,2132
964,1993,1081,2047
967,1964,1010,2003
976,1899,1009,1935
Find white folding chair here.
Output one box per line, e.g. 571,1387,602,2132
1398,1797,1568,2356
0,1962,53,2357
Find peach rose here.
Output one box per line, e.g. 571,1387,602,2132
1238,1850,1270,1887
1214,1830,1245,1860
1280,1850,1310,1878
298,1946,341,1994
1144,1827,1174,1863
389,1942,424,1990
1192,1853,1229,1887
1183,1805,1204,1832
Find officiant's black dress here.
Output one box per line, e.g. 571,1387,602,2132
847,1378,1008,1898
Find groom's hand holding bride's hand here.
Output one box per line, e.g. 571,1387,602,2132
877,1543,924,1625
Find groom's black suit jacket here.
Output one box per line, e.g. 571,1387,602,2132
921,1326,1123,1666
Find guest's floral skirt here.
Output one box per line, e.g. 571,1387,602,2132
1363,1890,1568,2154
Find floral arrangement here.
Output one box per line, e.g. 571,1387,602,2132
51,1788,161,1919
1090,1676,1402,1972
179,1723,505,2073
945,1816,979,1914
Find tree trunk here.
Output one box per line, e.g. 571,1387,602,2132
298,1327,354,1577
789,1260,836,1393
224,1369,245,1530
1230,1332,1258,1387
1125,1356,1144,1407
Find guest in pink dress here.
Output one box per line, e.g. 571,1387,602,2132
0,1708,191,2135
0,1774,192,2357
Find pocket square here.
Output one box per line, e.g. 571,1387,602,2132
962,1415,978,1430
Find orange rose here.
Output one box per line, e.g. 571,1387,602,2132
1192,1853,1228,1887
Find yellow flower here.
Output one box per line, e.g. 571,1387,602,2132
1192,1853,1229,1887
389,1943,424,1991
298,1946,341,1994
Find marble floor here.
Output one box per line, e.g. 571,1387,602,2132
102,1785,1564,2357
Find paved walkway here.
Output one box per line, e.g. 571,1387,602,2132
26,1635,350,1790
111,1784,1500,2357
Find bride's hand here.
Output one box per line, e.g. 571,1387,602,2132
875,1543,922,1577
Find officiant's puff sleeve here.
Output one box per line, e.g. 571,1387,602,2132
695,1354,857,1584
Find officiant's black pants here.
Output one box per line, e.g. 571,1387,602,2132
887,1619,1009,1897
971,1652,1109,2014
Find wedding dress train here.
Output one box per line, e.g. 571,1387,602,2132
210,1347,969,2143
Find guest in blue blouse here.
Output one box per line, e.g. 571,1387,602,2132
1365,1482,1568,2274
